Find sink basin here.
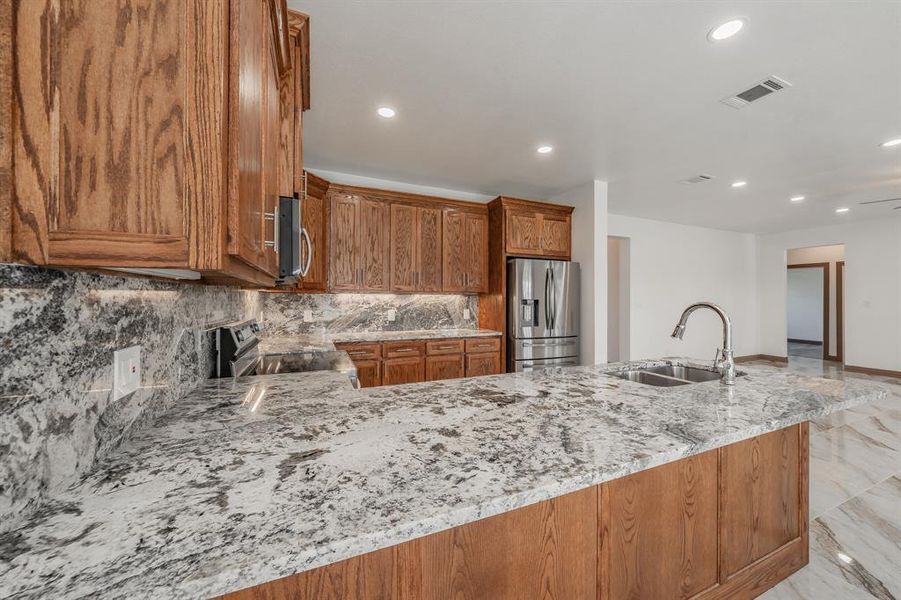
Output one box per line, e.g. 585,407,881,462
609,364,738,387
616,370,691,387
644,365,723,383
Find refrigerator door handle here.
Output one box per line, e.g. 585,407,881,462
544,266,551,328
550,267,557,330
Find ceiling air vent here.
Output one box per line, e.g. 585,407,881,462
721,76,792,109
678,174,714,185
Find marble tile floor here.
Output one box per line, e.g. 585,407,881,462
755,358,901,599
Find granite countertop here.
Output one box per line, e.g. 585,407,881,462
257,328,502,354
0,358,888,599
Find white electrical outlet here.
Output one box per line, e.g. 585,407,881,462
303,309,314,322
386,309,396,322
463,308,471,320
113,345,141,401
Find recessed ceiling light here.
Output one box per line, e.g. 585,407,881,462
790,196,805,202
708,18,747,42
377,106,396,119
836,207,850,214
881,138,901,148
536,145,554,154
731,180,747,188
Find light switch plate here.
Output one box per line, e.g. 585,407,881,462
463,308,471,320
303,309,314,322
386,309,397,322
113,345,141,401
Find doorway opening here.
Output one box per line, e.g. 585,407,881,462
607,236,630,362
785,244,845,364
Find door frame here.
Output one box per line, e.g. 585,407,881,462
837,261,845,363
787,262,830,360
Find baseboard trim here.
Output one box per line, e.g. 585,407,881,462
824,354,842,363
735,354,789,364
844,364,901,378
787,338,823,346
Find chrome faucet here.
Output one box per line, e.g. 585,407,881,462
671,302,736,385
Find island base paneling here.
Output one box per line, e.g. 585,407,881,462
220,423,808,599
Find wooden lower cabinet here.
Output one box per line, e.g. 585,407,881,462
465,352,501,377
382,356,425,386
425,354,465,381
221,424,808,600
354,360,381,388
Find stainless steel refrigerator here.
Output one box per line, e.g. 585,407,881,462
507,258,580,372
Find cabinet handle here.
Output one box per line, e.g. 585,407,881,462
347,351,368,356
394,348,417,353
264,210,279,253
434,345,457,350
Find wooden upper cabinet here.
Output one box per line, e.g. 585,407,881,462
329,192,390,292
329,193,360,291
391,204,443,292
443,209,487,294
505,210,542,256
9,0,307,286
500,198,573,260
11,0,195,267
297,172,329,292
358,198,391,291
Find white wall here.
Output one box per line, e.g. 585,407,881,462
758,218,901,370
607,215,758,360
786,244,844,357
786,268,824,341
550,181,608,365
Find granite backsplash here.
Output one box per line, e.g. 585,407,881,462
260,292,479,336
0,264,260,530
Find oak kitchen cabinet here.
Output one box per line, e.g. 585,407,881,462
442,208,488,294
390,204,443,292
498,197,573,259
329,190,391,292
5,0,308,287
336,336,501,388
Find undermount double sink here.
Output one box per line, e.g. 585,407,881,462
611,365,729,387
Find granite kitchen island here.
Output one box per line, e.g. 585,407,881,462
0,359,887,599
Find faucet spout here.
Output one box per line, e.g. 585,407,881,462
670,302,735,385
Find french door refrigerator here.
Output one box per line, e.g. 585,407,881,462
507,258,580,372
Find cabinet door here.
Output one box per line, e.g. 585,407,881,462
359,198,391,291
382,357,425,385
329,194,359,291
465,352,501,377
390,204,417,292
354,360,381,388
298,174,328,291
540,213,571,258
720,424,803,579
465,212,488,292
505,209,541,255
228,0,268,273
15,0,192,266
425,355,465,381
442,209,467,292
260,0,282,276
417,207,444,292
600,450,719,600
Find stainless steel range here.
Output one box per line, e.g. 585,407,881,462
507,258,580,372
213,319,358,386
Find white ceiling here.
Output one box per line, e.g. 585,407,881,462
291,1,901,233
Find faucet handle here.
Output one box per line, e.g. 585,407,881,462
713,347,723,369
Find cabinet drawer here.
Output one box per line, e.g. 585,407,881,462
465,337,501,354
335,342,381,360
383,340,425,359
465,352,501,377
426,339,465,355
